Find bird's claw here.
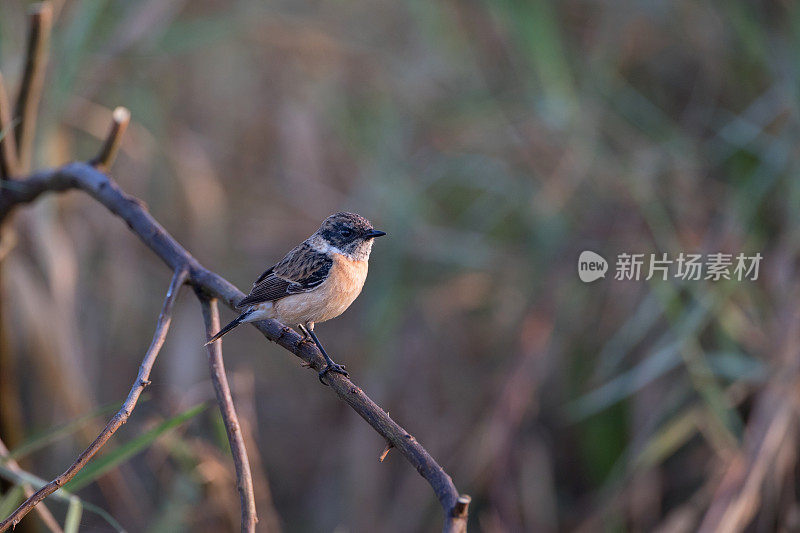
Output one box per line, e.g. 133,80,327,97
318,363,348,385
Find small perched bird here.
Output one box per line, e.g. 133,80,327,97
206,212,386,382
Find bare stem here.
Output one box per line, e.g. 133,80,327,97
0,268,188,532
200,296,258,533
14,2,53,172
0,437,63,533
90,106,130,172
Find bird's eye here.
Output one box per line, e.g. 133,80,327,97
340,228,353,238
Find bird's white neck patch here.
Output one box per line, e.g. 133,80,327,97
307,234,372,262
308,235,345,256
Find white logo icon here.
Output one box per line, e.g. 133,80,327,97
578,251,608,282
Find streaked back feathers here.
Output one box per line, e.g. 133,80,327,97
237,212,381,309
237,244,331,308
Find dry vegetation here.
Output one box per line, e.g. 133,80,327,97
0,1,798,532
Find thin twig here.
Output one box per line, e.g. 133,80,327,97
0,437,63,533
232,373,283,532
89,106,130,172
0,74,18,179
200,296,258,533
14,2,53,172
0,162,470,532
0,267,188,532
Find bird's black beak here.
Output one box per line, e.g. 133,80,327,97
365,229,387,239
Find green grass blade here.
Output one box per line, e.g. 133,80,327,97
567,293,720,421
64,497,83,533
566,340,683,421
0,466,62,500
65,403,207,492
80,501,125,532
635,409,699,470
0,485,24,519
8,399,130,462
0,465,124,532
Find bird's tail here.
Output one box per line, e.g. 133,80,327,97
205,312,249,345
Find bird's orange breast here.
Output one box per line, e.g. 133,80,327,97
272,254,368,325
317,253,369,320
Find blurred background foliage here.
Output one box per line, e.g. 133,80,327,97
0,0,798,531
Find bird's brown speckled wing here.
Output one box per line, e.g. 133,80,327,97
237,243,332,308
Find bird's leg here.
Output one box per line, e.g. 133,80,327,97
295,323,312,344
299,322,348,384
295,323,315,367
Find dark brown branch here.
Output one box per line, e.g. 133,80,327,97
0,161,470,532
0,267,188,532
89,106,130,172
0,437,63,533
200,296,258,533
14,2,53,172
0,74,18,179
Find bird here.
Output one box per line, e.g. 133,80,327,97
206,212,386,383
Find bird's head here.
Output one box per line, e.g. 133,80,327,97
312,212,386,261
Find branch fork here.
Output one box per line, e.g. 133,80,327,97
0,4,469,530
0,158,470,533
